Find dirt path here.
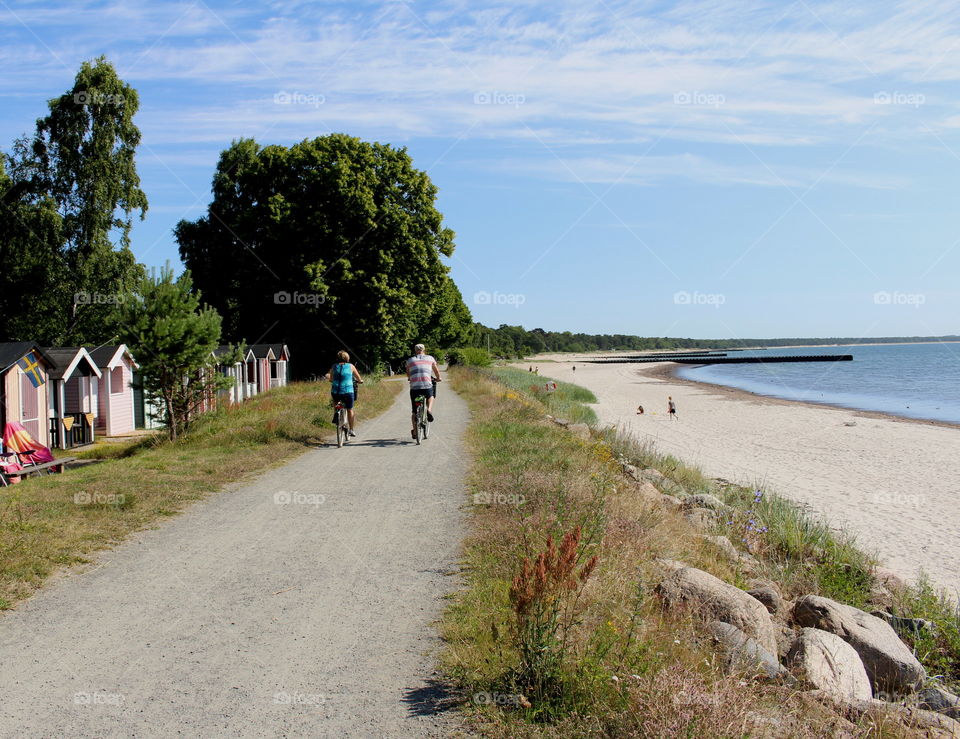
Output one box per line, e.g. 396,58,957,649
0,384,469,738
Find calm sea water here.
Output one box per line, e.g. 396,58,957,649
676,343,960,425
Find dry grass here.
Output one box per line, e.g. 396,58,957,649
444,367,928,737
0,379,401,609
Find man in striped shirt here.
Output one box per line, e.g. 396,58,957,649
406,343,441,439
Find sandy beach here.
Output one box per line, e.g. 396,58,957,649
531,354,960,596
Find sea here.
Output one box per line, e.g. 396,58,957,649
675,342,960,426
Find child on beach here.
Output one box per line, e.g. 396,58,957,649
636,405,644,415
668,396,677,420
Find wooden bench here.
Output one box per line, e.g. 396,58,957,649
0,456,76,485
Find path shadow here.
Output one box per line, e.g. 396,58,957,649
401,677,461,717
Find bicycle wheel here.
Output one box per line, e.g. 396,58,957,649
336,408,345,447
422,410,430,439
415,401,423,445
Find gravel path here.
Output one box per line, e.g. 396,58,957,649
0,383,469,738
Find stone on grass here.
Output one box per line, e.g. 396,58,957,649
871,611,938,638
919,686,960,720
656,565,778,653
683,493,730,512
787,627,872,703
659,494,683,508
568,423,591,440
748,585,786,618
792,595,926,694
641,468,665,483
684,507,719,530
707,621,788,681
703,534,740,561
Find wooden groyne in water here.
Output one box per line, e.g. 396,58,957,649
588,354,853,365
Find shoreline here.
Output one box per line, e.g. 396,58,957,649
526,353,960,595
643,361,960,432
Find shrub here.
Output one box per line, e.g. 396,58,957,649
447,347,492,366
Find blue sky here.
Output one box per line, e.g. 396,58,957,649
3,0,959,339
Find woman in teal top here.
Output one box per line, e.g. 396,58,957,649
325,350,364,436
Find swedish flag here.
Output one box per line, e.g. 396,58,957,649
17,351,44,388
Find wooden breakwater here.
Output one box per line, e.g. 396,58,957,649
587,354,853,365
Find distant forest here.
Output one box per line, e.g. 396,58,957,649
467,323,960,358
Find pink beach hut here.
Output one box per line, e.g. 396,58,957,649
87,345,138,437
0,342,54,450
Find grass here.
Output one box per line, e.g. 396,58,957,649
443,366,931,737
490,366,598,425
0,379,401,609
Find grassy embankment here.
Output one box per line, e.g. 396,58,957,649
443,366,960,737
0,379,401,610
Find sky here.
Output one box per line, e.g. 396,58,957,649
2,0,959,339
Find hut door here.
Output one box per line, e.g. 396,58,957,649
20,373,40,440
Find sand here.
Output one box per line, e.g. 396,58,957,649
533,354,960,596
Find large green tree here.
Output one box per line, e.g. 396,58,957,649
2,56,147,344
176,134,469,374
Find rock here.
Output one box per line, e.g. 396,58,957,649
748,585,786,617
707,621,790,682
633,481,664,504
919,686,960,720
568,423,591,440
703,535,740,561
656,566,778,653
683,493,730,512
899,707,960,736
871,610,938,638
792,595,926,694
653,558,689,574
683,507,719,530
775,624,796,661
873,566,907,590
659,479,687,497
659,494,683,508
641,468,665,483
551,417,571,427
787,627,872,703
622,463,642,480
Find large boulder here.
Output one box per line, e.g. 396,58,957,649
792,595,926,694
656,566,778,653
787,627,872,703
748,582,786,618
707,621,789,681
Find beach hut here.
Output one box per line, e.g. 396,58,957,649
130,370,163,430
43,347,102,449
212,346,247,404
249,343,290,389
88,345,138,437
0,342,54,450
247,345,276,394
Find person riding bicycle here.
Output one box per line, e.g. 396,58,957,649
405,343,441,439
325,350,363,437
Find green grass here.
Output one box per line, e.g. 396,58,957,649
0,379,401,609
490,366,598,425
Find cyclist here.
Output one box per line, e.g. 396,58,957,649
325,350,363,437
406,343,441,439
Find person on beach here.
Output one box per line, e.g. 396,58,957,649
406,343,442,439
572,365,576,373
636,405,644,415
668,396,677,420
325,350,364,436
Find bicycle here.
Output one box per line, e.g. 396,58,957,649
413,393,429,444
333,399,350,448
